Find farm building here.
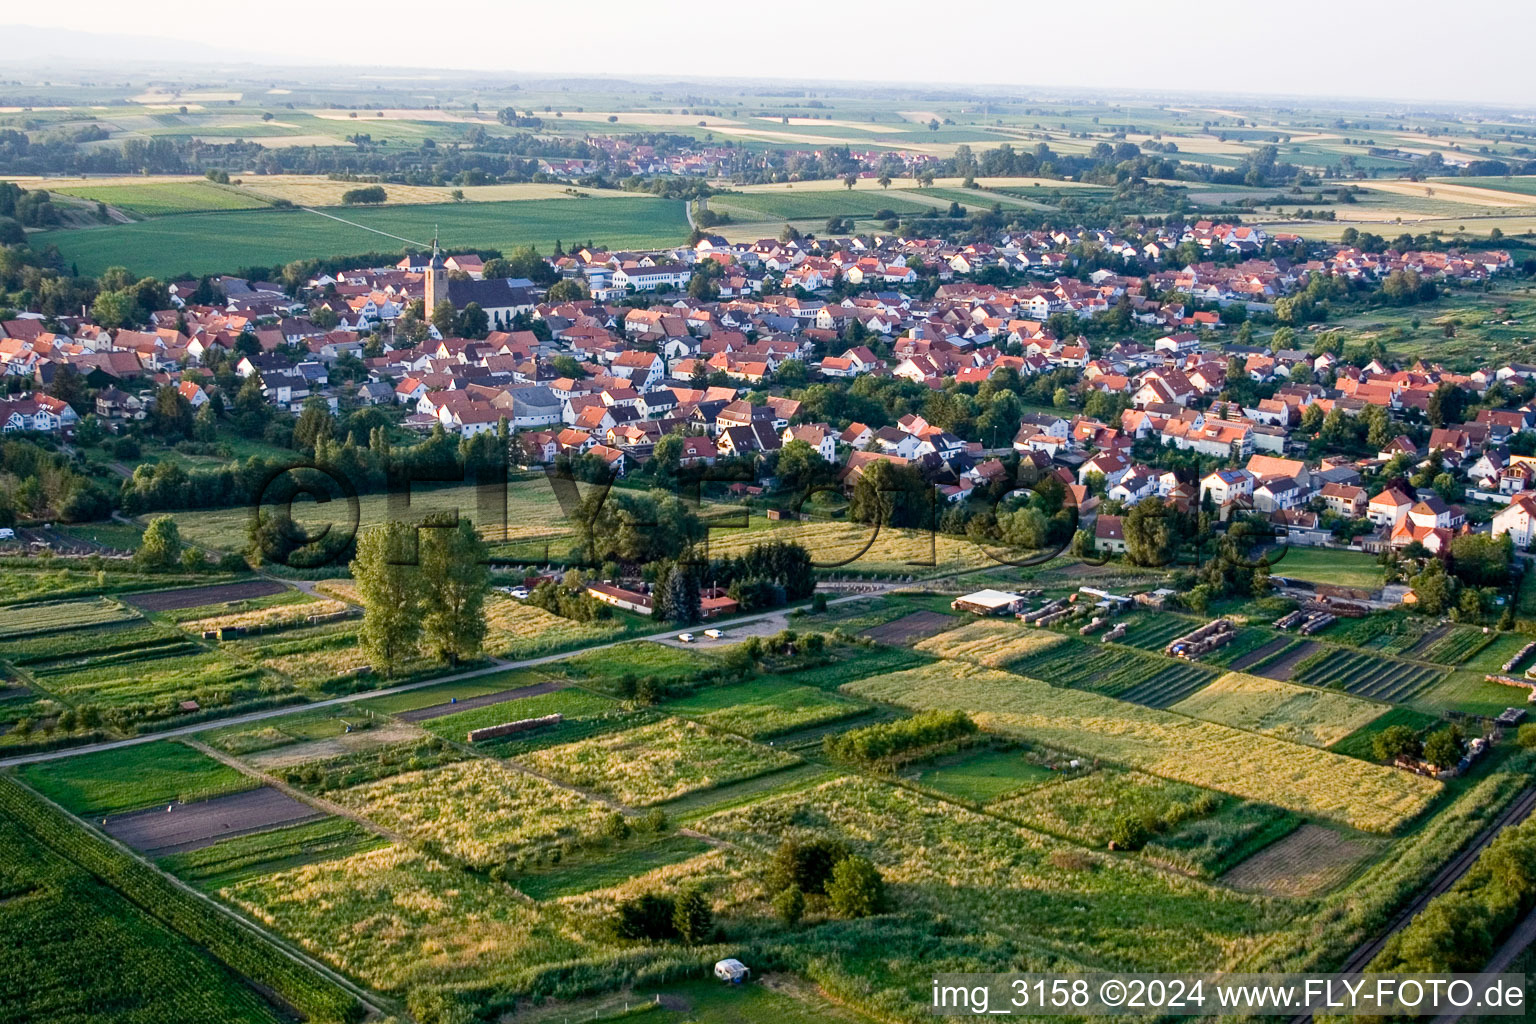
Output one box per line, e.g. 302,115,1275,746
585,582,654,615
952,589,1028,616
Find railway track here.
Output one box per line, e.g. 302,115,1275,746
1289,785,1536,1023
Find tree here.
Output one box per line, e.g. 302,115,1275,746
456,302,489,339
135,515,183,569
826,855,886,918
769,838,849,895
90,289,136,329
1372,724,1423,762
431,300,457,338
671,887,713,944
614,893,677,942
418,518,490,666
659,564,701,625
877,175,892,190
292,396,335,453
1124,498,1177,567
1422,726,1464,769
352,522,425,675
545,278,589,302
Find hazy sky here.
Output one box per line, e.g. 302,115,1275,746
11,1,1536,106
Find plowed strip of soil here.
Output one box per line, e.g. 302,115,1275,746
399,681,563,721
1230,636,1291,672
1254,640,1319,681
127,580,289,612
862,610,960,645
1222,823,1379,898
103,787,321,856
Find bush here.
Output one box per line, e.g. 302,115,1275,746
614,893,677,942
773,884,805,926
826,855,886,918
671,887,713,944
824,710,977,764
1518,723,1536,750
769,838,849,896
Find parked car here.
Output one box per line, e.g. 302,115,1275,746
677,632,695,643
704,628,724,639
509,587,530,599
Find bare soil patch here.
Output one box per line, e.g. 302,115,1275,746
1254,640,1319,681
245,721,427,768
127,580,289,612
1221,823,1379,897
1229,636,1292,672
103,787,321,856
862,610,960,645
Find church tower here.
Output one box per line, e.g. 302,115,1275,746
424,229,447,314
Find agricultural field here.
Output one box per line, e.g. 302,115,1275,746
1171,671,1387,747
1405,624,1495,665
159,817,388,889
0,811,286,1024
844,661,1440,832
18,741,257,816
905,745,1056,802
912,618,1066,666
330,758,615,866
1004,638,1218,706
483,594,628,658
517,717,799,806
47,180,272,216
698,776,1285,983
1327,706,1443,761
1220,823,1382,898
222,844,589,994
705,188,941,222
420,686,623,747
703,518,1001,575
665,678,868,738
1293,647,1445,702
0,596,138,639
32,196,690,278
179,597,350,635
1267,547,1384,590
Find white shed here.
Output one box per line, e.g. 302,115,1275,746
713,958,750,983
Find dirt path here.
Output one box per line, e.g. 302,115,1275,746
0,585,898,770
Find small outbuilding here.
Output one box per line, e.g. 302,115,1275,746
714,958,750,984
951,589,1026,616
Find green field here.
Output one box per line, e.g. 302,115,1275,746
49,181,272,216
665,677,867,738
708,189,939,221
18,741,257,815
1326,706,1442,760
0,811,284,1023
1267,547,1384,590
906,746,1055,802
158,817,386,889
1435,176,1536,196
32,196,689,278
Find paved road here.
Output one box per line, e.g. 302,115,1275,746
0,587,892,769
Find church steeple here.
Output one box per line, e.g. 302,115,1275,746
424,226,447,314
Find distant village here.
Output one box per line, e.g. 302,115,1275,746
2,215,1531,566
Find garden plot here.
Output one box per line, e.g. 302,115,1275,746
1407,624,1494,665
244,721,425,769
222,845,590,994
1295,649,1445,702
1118,663,1219,708
159,817,386,889
913,618,1065,666
1253,640,1320,680
698,776,1282,975
516,717,799,807
844,661,1439,832
1172,672,1386,748
27,645,268,713
1229,636,1293,672
860,610,962,645
1220,823,1381,897
125,580,289,612
398,679,562,721
907,746,1055,802
420,687,627,751
0,597,140,639
19,741,257,816
1007,640,1213,702
1115,614,1203,651
103,787,323,856
990,769,1213,847
665,678,868,738
0,619,186,666
483,594,626,659
331,758,614,867
180,598,349,635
